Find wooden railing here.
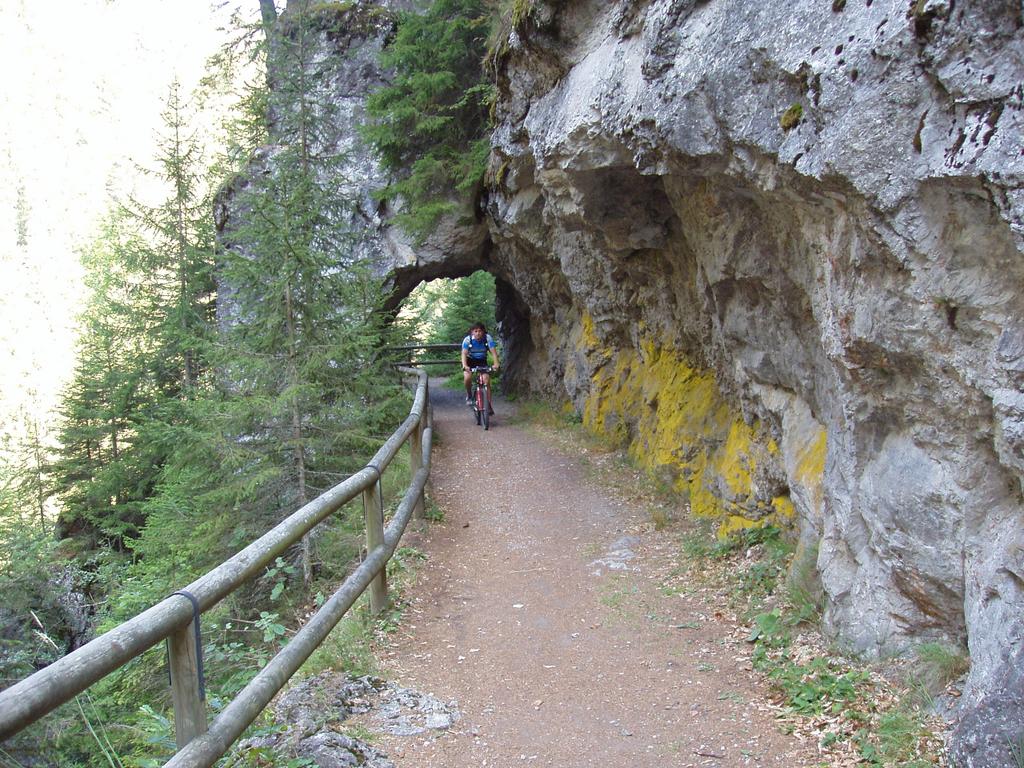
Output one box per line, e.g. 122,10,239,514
0,367,434,767
386,342,461,367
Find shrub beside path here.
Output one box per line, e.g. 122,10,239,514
368,385,822,767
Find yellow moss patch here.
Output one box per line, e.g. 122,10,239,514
796,429,827,482
689,460,720,518
580,310,600,351
795,428,827,512
718,515,766,539
771,494,796,519
718,420,755,497
581,341,777,534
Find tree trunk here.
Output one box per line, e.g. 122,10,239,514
284,281,311,586
258,0,277,30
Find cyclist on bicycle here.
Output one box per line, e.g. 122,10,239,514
462,322,500,412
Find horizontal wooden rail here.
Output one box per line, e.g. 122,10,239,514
165,420,432,767
383,343,460,352
393,359,461,367
0,367,433,765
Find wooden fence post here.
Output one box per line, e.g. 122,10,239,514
363,477,387,614
411,415,424,519
168,621,207,749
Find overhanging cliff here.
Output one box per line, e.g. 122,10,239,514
252,0,1023,761
483,0,1023,763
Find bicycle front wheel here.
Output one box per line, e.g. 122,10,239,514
481,387,490,430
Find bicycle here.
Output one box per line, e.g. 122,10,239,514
468,366,493,430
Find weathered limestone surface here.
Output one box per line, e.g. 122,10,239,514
248,0,1024,759
218,1,490,310
483,0,1024,761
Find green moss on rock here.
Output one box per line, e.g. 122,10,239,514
780,103,803,132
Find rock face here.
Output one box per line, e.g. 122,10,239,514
481,0,1024,760
254,0,1023,759
216,0,491,312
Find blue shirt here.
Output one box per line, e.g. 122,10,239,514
462,333,495,361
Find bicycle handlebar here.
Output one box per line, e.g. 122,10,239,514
467,366,493,373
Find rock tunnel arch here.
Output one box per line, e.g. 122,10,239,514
382,243,534,393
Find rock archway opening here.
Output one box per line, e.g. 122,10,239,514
391,268,533,393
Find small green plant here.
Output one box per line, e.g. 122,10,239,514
422,498,446,522
910,641,969,702
255,612,289,646
747,609,789,648
762,654,866,715
780,103,803,131
1008,731,1024,768
261,556,298,602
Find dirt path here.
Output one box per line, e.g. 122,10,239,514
371,384,821,767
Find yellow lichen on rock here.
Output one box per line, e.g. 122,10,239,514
580,339,786,537
718,420,756,497
771,494,796,519
796,428,827,511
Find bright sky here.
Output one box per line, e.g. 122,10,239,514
0,0,255,447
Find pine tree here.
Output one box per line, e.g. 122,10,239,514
51,84,217,551
362,0,494,241
135,5,406,591
127,79,217,399
51,214,155,546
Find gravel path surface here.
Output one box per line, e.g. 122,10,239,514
371,384,821,767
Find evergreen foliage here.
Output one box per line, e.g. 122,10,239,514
204,3,405,587
4,6,430,765
129,80,218,398
363,0,494,241
50,83,217,550
51,213,163,547
0,451,63,686
425,271,498,345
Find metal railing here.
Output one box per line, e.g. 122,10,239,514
0,367,434,767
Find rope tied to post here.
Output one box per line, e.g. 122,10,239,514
167,590,206,700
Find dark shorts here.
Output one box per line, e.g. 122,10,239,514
466,359,489,372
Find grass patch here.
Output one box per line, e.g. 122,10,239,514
422,497,446,522
1008,731,1024,768
678,513,946,764
911,641,970,701
300,606,378,678
599,574,639,611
